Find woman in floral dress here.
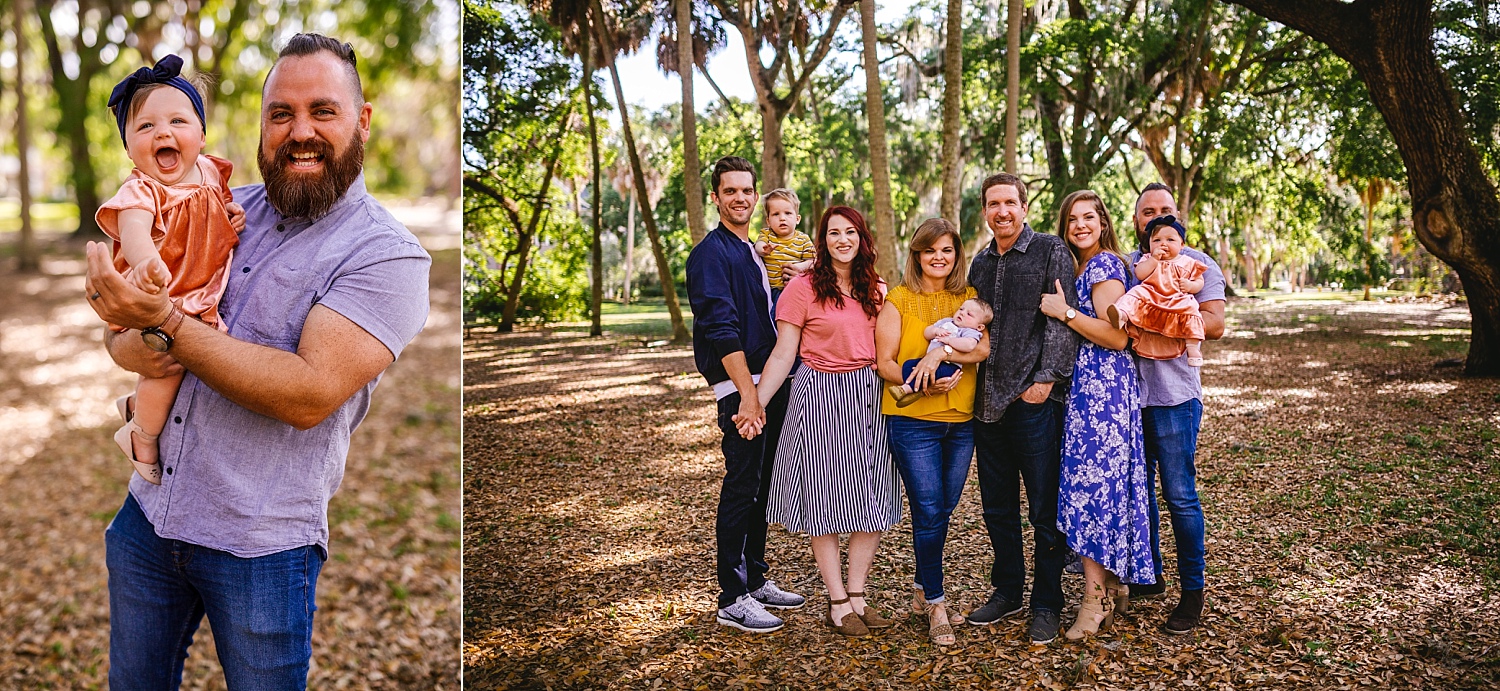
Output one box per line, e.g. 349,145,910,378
1039,190,1156,640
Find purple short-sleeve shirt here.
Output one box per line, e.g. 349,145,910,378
130,175,432,558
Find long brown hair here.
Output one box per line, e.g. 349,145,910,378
1056,190,1128,269
810,206,883,318
903,218,969,295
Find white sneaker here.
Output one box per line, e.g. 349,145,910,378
749,580,806,610
716,594,784,633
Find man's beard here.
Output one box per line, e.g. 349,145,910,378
258,131,364,220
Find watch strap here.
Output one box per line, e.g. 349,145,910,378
158,302,186,339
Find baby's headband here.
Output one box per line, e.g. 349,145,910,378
108,54,206,146
1144,214,1186,241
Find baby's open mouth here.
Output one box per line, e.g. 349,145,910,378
154,147,181,171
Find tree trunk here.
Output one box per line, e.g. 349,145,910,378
624,187,635,305
584,24,604,337
1227,0,1500,375
13,0,38,271
861,0,899,279
593,1,691,343
1005,0,1022,172
677,0,707,244
499,112,572,332
939,0,964,223
35,0,104,239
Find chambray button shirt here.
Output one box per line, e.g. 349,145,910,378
130,175,431,558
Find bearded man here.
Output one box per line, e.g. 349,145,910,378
84,34,431,689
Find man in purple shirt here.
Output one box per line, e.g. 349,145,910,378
83,34,430,689
1124,183,1226,634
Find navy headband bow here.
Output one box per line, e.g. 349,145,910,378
1144,214,1186,241
107,54,206,146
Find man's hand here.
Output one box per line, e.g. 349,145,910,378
104,328,185,378
732,395,765,440
85,241,173,331
1019,381,1053,404
227,202,247,233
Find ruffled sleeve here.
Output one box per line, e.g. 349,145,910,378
203,154,236,206
95,174,168,242
1181,256,1208,282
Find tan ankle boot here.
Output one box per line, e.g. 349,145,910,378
1065,593,1114,640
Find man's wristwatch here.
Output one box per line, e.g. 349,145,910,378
1063,308,1078,324
141,303,185,353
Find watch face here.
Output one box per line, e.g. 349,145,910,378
142,329,171,353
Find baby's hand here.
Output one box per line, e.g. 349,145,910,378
133,258,172,294
227,202,247,233
755,240,772,256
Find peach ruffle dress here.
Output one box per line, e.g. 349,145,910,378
95,154,239,332
1115,253,1206,360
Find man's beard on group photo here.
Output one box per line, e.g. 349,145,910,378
258,131,365,220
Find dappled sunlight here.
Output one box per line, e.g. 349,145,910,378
1302,360,1329,369
1377,381,1459,397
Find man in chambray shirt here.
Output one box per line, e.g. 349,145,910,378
84,34,429,690
1123,183,1226,635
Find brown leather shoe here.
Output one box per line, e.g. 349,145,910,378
1163,589,1204,634
848,591,894,629
825,597,870,637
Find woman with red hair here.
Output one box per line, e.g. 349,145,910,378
748,206,901,637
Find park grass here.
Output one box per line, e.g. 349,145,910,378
465,293,1500,689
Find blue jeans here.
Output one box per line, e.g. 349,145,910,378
106,493,324,690
900,358,960,391
714,386,790,608
974,398,1066,613
1142,399,1206,591
887,416,974,603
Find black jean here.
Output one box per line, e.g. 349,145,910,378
714,385,791,608
974,397,1067,613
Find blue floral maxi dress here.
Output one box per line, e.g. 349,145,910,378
1058,252,1156,584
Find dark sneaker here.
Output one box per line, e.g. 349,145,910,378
966,591,1024,626
749,580,805,610
1163,589,1204,635
1028,609,1061,644
717,594,784,633
1129,575,1167,600
1063,549,1083,575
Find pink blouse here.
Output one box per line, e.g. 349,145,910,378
775,275,886,373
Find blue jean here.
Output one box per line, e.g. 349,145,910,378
1142,399,1206,591
900,358,960,391
974,398,1066,613
714,386,790,608
887,416,974,603
106,493,324,690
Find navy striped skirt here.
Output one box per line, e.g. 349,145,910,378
767,366,903,537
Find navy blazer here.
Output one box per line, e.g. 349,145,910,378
685,223,782,388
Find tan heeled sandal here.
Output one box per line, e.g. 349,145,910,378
1064,592,1115,640
114,421,163,486
825,597,870,637
847,591,893,629
911,585,966,625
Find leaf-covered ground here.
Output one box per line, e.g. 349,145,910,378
465,294,1500,689
0,217,461,689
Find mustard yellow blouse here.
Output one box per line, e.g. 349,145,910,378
882,285,979,421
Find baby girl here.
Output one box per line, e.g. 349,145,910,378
887,298,992,407
1107,215,1206,366
95,55,243,484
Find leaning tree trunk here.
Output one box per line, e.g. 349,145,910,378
1004,0,1022,172
677,0,707,244
499,111,572,332
1227,0,1500,375
593,1,691,343
583,23,604,336
13,0,38,271
938,0,964,224
861,0,899,279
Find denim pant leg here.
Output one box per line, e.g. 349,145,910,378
888,417,974,603
188,545,324,690
975,398,1066,613
714,386,789,608
1142,399,1206,591
107,493,207,691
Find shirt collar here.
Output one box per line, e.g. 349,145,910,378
986,223,1036,256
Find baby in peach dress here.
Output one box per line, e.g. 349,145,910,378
1107,215,1207,366
95,55,243,484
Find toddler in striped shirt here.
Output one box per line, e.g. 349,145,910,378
754,188,815,304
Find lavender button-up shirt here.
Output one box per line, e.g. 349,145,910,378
130,174,432,558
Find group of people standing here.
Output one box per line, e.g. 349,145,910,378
686,156,1224,646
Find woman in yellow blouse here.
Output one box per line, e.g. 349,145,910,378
874,218,990,645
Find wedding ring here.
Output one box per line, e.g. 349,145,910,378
90,291,102,301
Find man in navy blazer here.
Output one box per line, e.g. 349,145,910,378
685,156,806,633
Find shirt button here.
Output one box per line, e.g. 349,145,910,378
165,467,173,475
242,267,251,273
277,224,285,232
174,416,182,424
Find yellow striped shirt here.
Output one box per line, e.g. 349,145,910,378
758,229,816,289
